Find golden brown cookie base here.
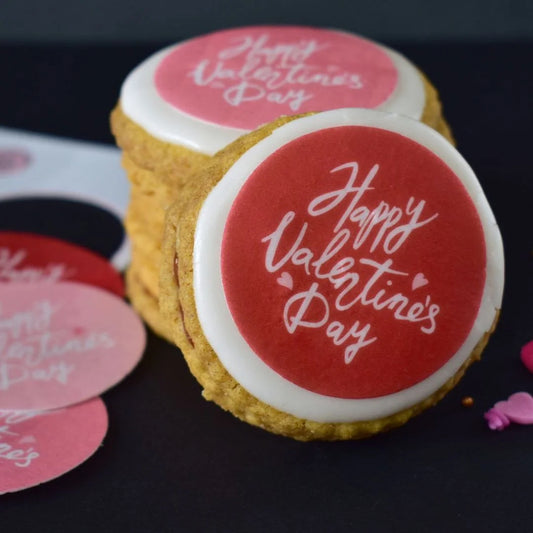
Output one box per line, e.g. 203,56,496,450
159,115,498,441
114,67,455,364
111,105,211,185
129,246,160,303
126,265,173,342
119,152,170,334
124,187,164,301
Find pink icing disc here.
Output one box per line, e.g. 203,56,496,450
0,281,145,410
155,26,398,130
0,398,107,494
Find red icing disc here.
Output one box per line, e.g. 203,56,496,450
221,126,486,399
0,232,124,297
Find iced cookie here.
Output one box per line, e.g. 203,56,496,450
159,109,503,441
112,25,453,175
111,25,454,337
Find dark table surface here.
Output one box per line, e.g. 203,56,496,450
1,41,532,533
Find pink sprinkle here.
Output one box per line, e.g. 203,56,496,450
484,408,510,431
485,392,533,430
520,340,533,373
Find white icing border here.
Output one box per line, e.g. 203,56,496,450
193,109,504,423
120,29,426,156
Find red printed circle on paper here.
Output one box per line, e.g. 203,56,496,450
0,398,108,494
0,232,124,296
221,126,486,399
155,26,398,130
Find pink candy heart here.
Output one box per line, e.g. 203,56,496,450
520,340,533,373
483,342,533,432
485,392,533,430
484,408,510,431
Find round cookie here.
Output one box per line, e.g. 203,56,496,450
112,25,453,178
159,109,503,441
112,26,456,339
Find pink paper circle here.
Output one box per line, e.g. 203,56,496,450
155,26,398,130
0,397,107,494
0,281,145,410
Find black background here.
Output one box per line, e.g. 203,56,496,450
1,40,532,532
1,1,532,43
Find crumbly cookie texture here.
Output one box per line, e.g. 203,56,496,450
159,116,497,441
418,72,455,144
121,155,166,333
111,105,211,183
126,264,173,342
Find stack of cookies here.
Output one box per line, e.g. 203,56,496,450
111,26,453,341
111,26,504,440
110,112,210,339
